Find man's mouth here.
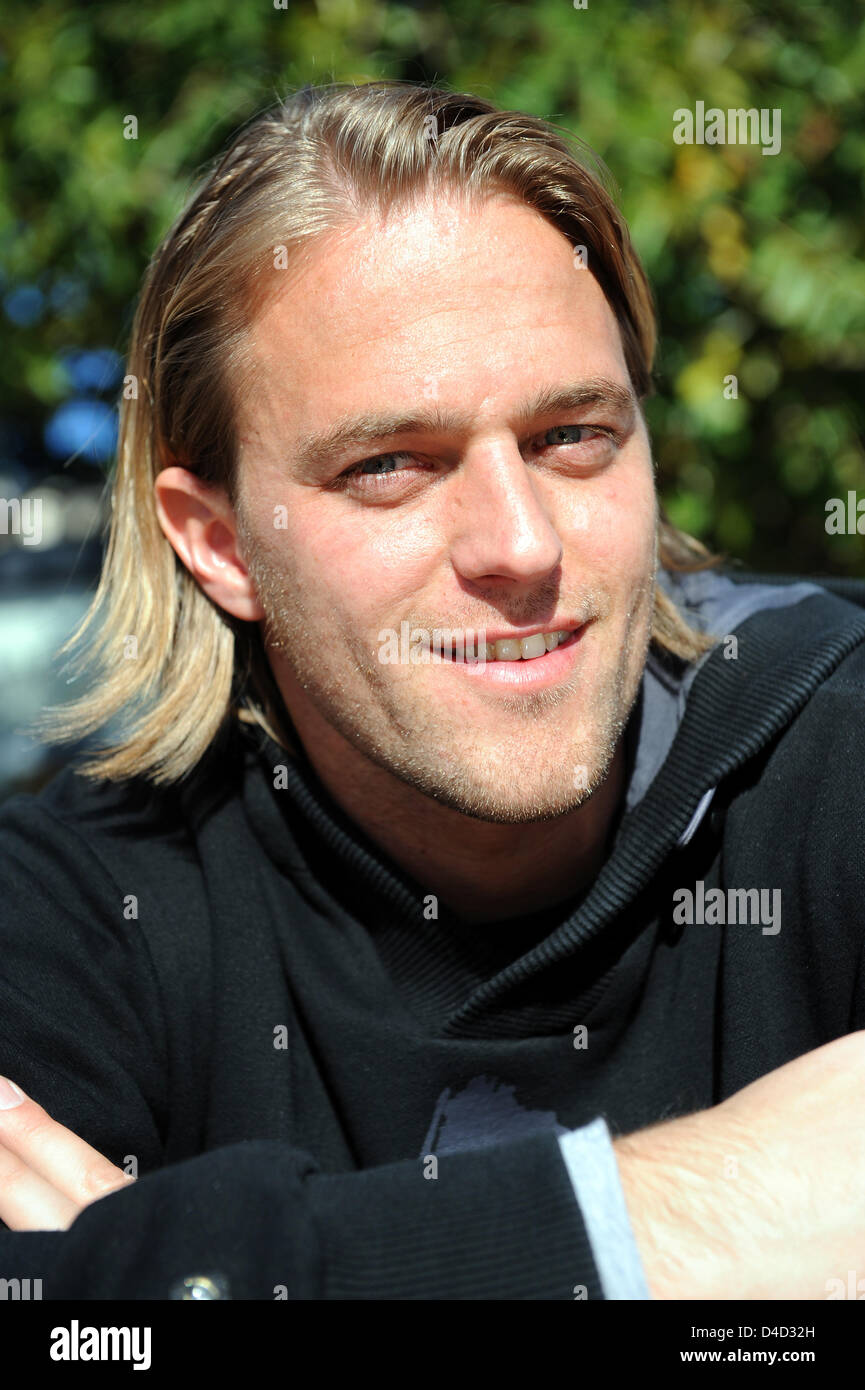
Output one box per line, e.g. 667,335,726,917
447,628,580,662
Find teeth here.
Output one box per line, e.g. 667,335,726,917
481,630,571,662
447,629,574,662
520,633,547,660
494,638,522,661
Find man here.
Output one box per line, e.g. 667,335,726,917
1,80,865,1301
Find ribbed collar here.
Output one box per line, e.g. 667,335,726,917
239,706,627,1026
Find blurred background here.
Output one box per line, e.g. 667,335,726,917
1,0,863,800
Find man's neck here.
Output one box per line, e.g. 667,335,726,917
281,714,629,925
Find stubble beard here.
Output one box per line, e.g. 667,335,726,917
240,524,656,825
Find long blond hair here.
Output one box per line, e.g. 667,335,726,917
34,80,721,784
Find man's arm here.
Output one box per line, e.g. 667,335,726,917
6,1034,865,1299
0,1096,601,1299
615,1030,865,1300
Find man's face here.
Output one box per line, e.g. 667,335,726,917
234,192,657,822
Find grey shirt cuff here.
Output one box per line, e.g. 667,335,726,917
557,1117,651,1299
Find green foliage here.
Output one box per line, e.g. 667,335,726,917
2,0,863,573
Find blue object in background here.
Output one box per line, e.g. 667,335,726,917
44,397,118,464
3,284,44,327
60,347,123,393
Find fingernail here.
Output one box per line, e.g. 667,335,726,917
0,1076,26,1109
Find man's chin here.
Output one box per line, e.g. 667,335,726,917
427,786,601,826
381,756,608,824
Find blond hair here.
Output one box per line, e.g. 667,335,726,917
34,80,721,784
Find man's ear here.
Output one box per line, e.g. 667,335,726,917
154,466,265,621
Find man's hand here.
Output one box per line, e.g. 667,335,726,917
0,1074,133,1231
615,1030,865,1299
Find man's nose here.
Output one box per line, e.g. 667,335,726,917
447,443,564,586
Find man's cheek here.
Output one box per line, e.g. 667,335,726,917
605,511,657,591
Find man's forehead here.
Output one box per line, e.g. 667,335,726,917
249,192,617,343
240,195,629,444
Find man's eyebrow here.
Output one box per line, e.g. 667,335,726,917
292,377,637,469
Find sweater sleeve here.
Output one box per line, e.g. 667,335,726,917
0,1132,602,1299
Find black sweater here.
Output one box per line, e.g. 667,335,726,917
1,568,864,1299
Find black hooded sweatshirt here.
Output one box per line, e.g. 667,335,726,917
1,567,864,1300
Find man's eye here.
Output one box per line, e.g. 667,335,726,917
335,452,420,488
542,425,608,446
354,452,413,476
